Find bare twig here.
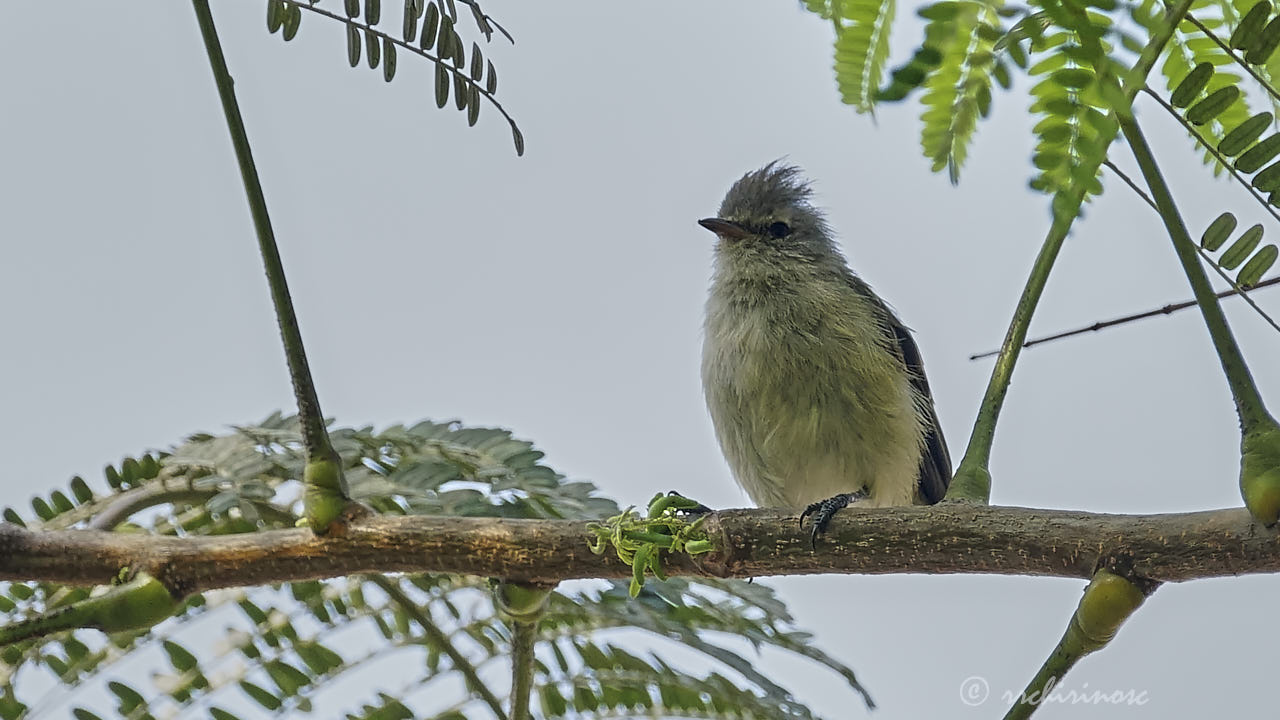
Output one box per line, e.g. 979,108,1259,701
968,157,1280,361
968,274,1280,360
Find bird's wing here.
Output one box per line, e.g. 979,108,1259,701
885,314,952,504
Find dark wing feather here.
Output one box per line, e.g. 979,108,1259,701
886,316,952,504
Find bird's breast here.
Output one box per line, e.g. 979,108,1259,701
701,281,923,506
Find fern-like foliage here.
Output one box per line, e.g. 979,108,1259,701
0,416,869,719
916,1,1007,184
1022,18,1120,206
820,0,1019,184
824,0,898,112
802,0,1280,244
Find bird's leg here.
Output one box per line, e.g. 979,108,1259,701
799,490,867,549
665,490,713,515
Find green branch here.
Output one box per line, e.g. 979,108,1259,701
84,482,295,531
947,0,1196,503
191,0,350,532
1004,569,1151,720
1115,109,1280,523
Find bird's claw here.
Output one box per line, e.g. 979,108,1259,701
799,491,866,549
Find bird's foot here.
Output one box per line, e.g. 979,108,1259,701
799,491,867,549
665,490,713,516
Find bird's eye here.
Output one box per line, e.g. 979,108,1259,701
768,221,791,238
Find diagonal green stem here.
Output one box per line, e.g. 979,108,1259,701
1111,93,1269,425
191,0,349,530
948,210,1072,502
1003,642,1081,720
1113,110,1279,483
0,573,180,648
1003,570,1150,720
947,0,1196,503
190,0,338,468
1071,0,1280,527
1066,0,1270,426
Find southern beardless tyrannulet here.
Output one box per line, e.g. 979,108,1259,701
698,163,951,542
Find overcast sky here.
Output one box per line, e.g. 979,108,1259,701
3,1,1279,718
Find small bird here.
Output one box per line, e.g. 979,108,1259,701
698,163,951,545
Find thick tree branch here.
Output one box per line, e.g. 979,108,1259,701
2,506,1277,592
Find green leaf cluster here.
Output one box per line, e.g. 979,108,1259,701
805,0,1264,204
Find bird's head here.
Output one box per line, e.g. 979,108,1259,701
698,162,839,264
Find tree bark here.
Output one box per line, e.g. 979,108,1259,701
1,505,1276,594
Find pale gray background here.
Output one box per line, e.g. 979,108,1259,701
2,1,1278,718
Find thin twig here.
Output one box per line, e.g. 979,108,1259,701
1105,158,1280,332
969,137,1280,360
968,275,1280,359
86,481,295,531
370,575,510,720
455,0,515,44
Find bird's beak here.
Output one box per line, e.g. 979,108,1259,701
698,217,750,240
